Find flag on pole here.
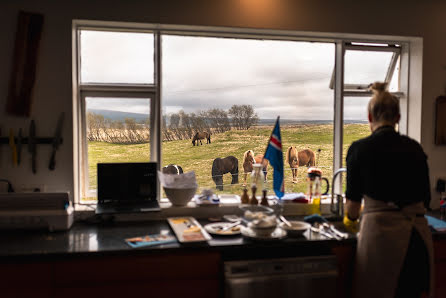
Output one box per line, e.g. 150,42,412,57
264,116,284,198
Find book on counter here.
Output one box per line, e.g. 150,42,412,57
125,233,177,248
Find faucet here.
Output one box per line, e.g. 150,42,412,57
330,168,347,219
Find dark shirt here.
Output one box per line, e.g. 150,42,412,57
346,126,431,208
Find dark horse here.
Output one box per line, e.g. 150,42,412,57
211,156,239,191
162,164,184,175
192,132,211,146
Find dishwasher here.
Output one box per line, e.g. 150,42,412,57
224,255,338,298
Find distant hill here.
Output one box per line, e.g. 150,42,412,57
257,118,367,125
88,109,367,125
88,109,149,123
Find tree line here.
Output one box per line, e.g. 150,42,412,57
87,104,259,144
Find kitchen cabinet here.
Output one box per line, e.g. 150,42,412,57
434,239,446,297
0,252,220,298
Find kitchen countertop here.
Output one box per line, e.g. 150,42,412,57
1,211,445,262
0,216,355,262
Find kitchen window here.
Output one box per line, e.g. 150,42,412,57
73,21,408,204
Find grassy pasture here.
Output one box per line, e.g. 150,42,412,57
86,124,370,199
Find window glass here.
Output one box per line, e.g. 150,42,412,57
84,97,150,198
80,30,154,84
342,97,371,191
162,35,335,196
389,56,400,92
344,50,394,86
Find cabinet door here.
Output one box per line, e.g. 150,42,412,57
53,251,220,298
434,240,446,298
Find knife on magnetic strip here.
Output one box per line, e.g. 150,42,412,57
9,129,18,166
48,112,64,170
17,128,23,165
28,120,36,174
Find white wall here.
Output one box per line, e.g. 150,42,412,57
1,0,445,206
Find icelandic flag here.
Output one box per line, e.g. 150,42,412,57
264,116,284,198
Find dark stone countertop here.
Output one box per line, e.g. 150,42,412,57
1,211,445,262
0,217,355,262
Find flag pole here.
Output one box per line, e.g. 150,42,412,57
262,116,280,163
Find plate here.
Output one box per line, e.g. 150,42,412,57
241,226,287,241
204,222,242,236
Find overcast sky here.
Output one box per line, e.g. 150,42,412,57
81,31,398,121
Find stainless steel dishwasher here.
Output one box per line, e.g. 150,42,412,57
224,255,338,298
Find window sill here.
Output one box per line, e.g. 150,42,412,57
74,198,336,222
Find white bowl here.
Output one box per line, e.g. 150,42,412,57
248,221,277,237
164,187,197,206
279,221,311,237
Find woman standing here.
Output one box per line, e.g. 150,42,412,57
344,82,434,298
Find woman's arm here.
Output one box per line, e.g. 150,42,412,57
345,199,361,220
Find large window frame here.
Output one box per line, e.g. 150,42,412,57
72,20,410,205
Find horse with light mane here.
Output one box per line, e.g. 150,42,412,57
192,132,211,146
242,150,268,186
286,147,315,183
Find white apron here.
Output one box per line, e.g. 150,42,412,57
352,196,434,298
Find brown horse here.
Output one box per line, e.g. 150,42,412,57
286,147,315,183
242,150,268,186
192,132,211,146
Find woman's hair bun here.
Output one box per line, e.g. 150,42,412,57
369,82,388,94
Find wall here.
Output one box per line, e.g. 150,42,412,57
1,0,445,206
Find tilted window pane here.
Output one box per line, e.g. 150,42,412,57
80,30,154,84
344,50,393,86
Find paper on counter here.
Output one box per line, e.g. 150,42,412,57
158,170,198,189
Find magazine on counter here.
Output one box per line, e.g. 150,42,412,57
125,233,177,248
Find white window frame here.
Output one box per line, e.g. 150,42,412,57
72,20,412,205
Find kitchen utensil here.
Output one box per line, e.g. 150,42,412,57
323,222,349,239
221,220,242,231
280,215,292,227
310,225,334,239
17,128,22,165
48,112,64,170
8,129,17,166
28,120,36,174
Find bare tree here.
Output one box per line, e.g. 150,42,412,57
229,104,258,130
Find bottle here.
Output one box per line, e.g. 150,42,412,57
260,189,269,206
250,185,258,205
312,176,321,215
241,188,250,204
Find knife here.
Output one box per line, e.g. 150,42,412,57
8,129,18,166
48,112,64,170
17,128,23,165
28,120,36,174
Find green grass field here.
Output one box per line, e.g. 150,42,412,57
86,124,370,199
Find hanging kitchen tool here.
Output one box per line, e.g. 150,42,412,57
17,128,23,165
8,129,18,166
28,120,36,174
48,112,64,170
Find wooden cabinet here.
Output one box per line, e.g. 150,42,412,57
0,252,220,298
434,239,446,298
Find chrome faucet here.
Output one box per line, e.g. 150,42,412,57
330,168,347,219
